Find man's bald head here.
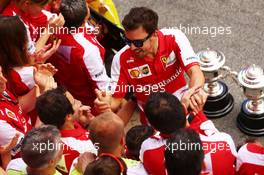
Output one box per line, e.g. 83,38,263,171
89,112,125,153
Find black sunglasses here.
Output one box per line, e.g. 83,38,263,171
124,33,152,48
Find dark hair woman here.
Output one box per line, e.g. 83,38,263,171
0,15,57,125
0,16,33,96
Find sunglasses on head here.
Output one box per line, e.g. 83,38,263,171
124,33,152,48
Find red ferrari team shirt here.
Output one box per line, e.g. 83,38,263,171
236,143,264,175
111,29,199,110
7,67,35,97
57,122,97,174
6,66,39,125
2,0,55,42
139,111,208,175
50,29,110,108
2,1,56,54
0,90,32,154
199,120,237,175
139,119,237,175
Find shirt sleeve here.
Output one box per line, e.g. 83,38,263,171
82,41,110,92
0,120,17,146
161,29,199,71
8,67,35,96
110,47,130,98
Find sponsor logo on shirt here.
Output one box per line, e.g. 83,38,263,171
186,56,197,61
161,56,168,64
129,69,140,78
161,51,176,69
126,57,135,63
184,56,198,66
94,70,104,78
20,117,26,124
141,66,150,75
5,108,18,121
155,67,183,88
128,64,152,79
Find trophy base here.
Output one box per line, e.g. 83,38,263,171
204,81,234,118
237,100,264,136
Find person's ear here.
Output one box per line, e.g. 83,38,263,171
66,114,72,121
120,136,125,146
49,159,56,166
23,0,31,7
153,30,159,37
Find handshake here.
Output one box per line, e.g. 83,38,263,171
93,86,208,115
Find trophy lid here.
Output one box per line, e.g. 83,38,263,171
197,48,225,72
238,64,264,89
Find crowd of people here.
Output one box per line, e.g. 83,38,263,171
0,0,263,175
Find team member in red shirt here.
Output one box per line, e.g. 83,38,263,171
125,125,155,161
0,15,36,98
165,128,205,175
0,66,33,169
139,92,237,175
2,0,63,44
95,7,207,124
50,0,110,111
0,16,59,125
2,0,64,65
236,140,264,175
36,88,97,174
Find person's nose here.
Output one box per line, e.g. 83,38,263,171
130,43,137,50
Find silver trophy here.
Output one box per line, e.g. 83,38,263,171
197,48,234,118
237,64,264,136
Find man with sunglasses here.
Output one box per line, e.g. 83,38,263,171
96,7,207,124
